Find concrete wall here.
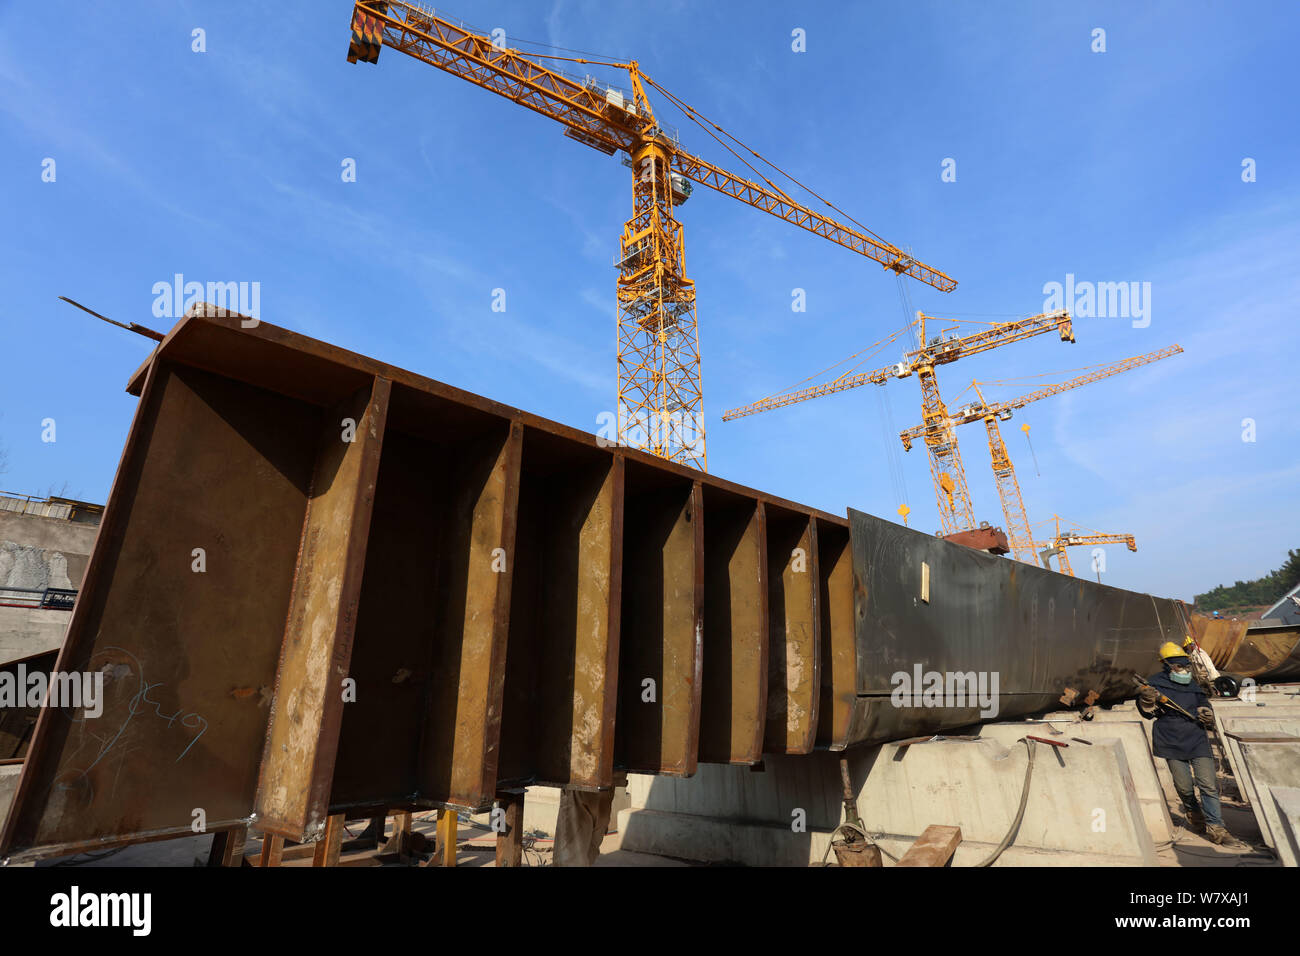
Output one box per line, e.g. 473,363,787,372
0,510,99,579
0,509,98,664
1268,787,1300,867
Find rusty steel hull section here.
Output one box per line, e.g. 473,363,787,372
1224,623,1300,683
846,510,1188,743
0,310,856,862
1189,613,1300,682
0,309,1189,862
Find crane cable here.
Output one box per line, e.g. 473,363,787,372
1033,513,1110,537
640,75,909,252
640,77,796,205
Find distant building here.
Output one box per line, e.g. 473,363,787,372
0,494,102,664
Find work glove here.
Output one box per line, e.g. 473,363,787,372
1197,706,1214,728
1138,685,1160,706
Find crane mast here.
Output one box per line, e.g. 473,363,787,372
724,309,1073,536
346,0,956,471
1039,516,1138,577
906,344,1183,564
970,382,1036,562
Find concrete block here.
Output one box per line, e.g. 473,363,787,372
1219,715,1300,807
1217,716,1300,851
1268,787,1300,867
976,721,1172,846
621,732,1157,866
1211,701,1300,747
0,607,72,665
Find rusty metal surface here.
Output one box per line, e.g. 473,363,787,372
763,508,820,754
1188,613,1250,670
615,467,703,775
1223,623,1300,683
2,360,320,859
845,508,1188,747
255,379,390,842
698,489,767,764
497,438,624,793
815,519,855,751
941,526,1010,554
1,306,1189,861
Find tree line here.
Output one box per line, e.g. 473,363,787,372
1195,548,1300,612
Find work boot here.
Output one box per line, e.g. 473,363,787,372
1184,808,1206,834
1205,824,1237,846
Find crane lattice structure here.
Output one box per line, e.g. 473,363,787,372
723,310,1075,534
346,1,956,470
1036,515,1137,577
900,344,1182,563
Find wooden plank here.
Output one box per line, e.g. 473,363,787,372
311,813,346,867
764,512,821,754
381,811,412,856
895,824,962,867
207,826,248,867
258,833,284,867
255,377,391,842
699,492,768,764
494,790,525,868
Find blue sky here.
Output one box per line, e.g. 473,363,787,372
1,1,1296,601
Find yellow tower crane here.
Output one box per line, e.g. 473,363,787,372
346,1,956,471
898,344,1183,563
723,310,1075,537
1037,515,1137,577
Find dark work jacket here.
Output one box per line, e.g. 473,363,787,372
1138,671,1212,760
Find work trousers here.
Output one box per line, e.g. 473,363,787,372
1166,755,1222,827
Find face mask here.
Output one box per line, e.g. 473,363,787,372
1170,671,1192,684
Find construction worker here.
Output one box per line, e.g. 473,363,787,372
1137,642,1234,845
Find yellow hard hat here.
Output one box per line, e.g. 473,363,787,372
1183,635,1194,647
1159,642,1187,660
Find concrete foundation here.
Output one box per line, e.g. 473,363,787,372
0,507,98,665
1216,714,1300,856
1268,787,1300,867
974,720,1173,847
618,727,1158,866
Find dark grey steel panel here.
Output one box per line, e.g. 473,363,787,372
846,508,1187,748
